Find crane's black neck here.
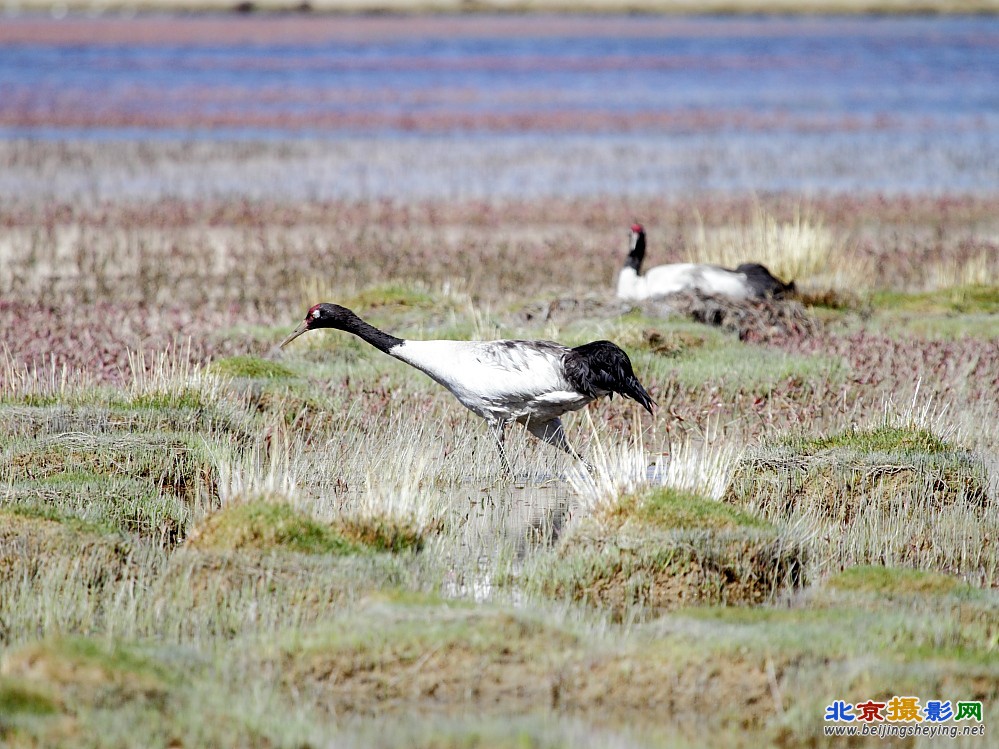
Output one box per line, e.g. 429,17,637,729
336,311,405,354
626,231,646,273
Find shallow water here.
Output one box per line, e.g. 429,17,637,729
438,478,574,602
1,14,997,197
3,15,995,136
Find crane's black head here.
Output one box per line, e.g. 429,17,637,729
566,340,656,415
626,223,646,273
280,303,357,348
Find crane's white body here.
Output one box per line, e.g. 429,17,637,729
617,263,754,302
390,339,596,427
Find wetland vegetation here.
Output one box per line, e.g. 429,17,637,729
1,141,997,745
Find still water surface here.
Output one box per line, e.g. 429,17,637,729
1,15,996,196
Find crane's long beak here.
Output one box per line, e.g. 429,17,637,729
279,321,310,349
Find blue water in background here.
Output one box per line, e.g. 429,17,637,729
3,15,996,135
1,15,997,198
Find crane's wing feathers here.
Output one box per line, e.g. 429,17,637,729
466,341,575,401
471,340,567,371
390,338,653,419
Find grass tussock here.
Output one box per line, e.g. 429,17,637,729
826,565,971,597
1,638,172,706
2,430,221,546
273,598,788,730
725,422,995,583
730,423,989,522
526,487,804,620
185,499,365,556
608,487,769,531
0,509,134,586
790,423,954,455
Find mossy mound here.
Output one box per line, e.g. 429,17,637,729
725,425,989,525
0,637,171,711
185,500,363,556
1,431,219,545
275,599,785,730
0,509,134,587
527,488,804,620
826,565,970,597
608,487,770,531
791,425,952,455
3,432,216,502
338,515,430,554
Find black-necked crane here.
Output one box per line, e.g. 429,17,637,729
617,223,795,302
280,303,655,472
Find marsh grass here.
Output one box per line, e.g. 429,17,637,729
525,483,806,621
688,203,870,290
725,419,996,584
2,183,998,746
185,500,365,555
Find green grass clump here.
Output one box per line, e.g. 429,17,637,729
187,500,363,555
7,433,205,493
524,492,803,620
871,284,999,315
729,424,987,523
790,424,953,455
338,516,429,554
613,487,769,531
2,637,172,708
0,680,58,717
1,431,219,544
725,423,993,580
826,565,968,597
209,355,296,380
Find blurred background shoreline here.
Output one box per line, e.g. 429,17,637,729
3,2,999,15
2,13,996,200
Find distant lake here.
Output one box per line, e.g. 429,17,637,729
1,14,997,197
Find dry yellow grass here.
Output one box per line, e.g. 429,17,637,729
686,204,875,291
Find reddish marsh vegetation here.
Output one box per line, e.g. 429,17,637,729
2,188,997,387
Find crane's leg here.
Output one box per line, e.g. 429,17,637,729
489,419,513,476
525,418,593,472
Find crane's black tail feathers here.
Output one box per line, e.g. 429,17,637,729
566,341,656,415
734,262,796,299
